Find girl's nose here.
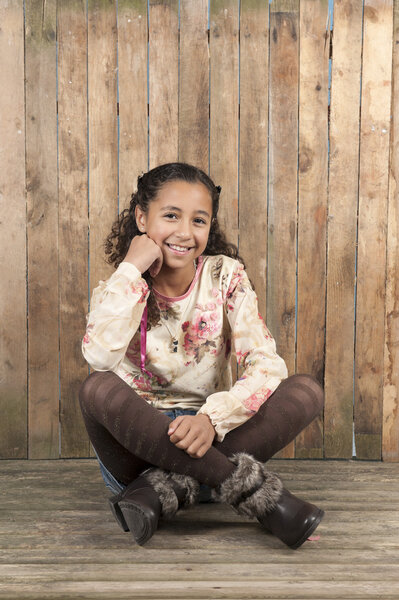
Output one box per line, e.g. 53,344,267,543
176,222,192,238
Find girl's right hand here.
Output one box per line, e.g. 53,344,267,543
124,235,163,278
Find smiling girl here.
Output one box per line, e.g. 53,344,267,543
79,162,325,549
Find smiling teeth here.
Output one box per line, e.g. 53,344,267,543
168,244,191,252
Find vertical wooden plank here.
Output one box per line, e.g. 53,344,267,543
179,0,209,172
58,0,90,457
268,0,299,458
118,0,148,210
88,0,118,295
25,0,59,458
88,0,118,457
383,0,399,462
149,0,179,168
355,0,393,460
324,0,363,459
295,0,329,458
0,1,27,458
239,0,269,319
209,0,239,247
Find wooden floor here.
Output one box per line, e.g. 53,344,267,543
0,459,398,599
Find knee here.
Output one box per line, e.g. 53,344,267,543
78,371,115,414
285,373,325,415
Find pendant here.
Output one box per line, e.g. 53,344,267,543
170,339,178,353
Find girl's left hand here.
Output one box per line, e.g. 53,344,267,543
168,414,216,458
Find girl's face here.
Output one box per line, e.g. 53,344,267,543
135,180,213,272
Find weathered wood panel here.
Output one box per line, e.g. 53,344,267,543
324,0,363,459
383,0,399,462
0,1,27,458
209,0,239,248
58,0,90,458
178,0,209,172
118,0,148,210
148,0,179,168
355,0,393,460
87,0,118,457
239,0,269,319
295,0,329,458
25,0,59,459
88,0,118,297
268,0,299,458
1,458,399,598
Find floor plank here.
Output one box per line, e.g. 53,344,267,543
0,459,398,599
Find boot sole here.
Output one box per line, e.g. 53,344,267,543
118,500,158,546
108,493,129,532
289,508,325,550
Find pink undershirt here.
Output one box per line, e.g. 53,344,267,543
139,256,205,376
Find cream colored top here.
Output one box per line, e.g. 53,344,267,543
82,254,288,441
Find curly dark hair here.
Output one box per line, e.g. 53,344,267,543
105,162,245,328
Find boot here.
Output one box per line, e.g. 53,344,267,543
212,452,324,549
108,469,200,545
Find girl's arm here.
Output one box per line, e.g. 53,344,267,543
197,263,288,442
82,261,149,371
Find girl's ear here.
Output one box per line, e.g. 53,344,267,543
135,205,147,233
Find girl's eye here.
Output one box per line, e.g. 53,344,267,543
164,213,177,219
194,218,207,225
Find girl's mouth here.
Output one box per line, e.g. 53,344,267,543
166,243,193,255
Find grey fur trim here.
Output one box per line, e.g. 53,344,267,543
212,452,283,518
143,469,179,518
167,472,201,509
143,469,200,519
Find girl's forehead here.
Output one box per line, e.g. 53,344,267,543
153,180,212,207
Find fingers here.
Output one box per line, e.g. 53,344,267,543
167,415,185,435
168,415,214,458
186,440,210,459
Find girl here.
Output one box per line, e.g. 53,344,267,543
79,162,324,549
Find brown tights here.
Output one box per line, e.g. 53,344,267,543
79,372,324,489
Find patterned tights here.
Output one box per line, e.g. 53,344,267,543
79,372,324,488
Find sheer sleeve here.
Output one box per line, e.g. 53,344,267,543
198,263,288,442
82,261,149,372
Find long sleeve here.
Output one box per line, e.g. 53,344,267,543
198,263,288,441
82,261,150,372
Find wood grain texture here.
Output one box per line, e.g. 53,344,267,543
25,0,59,459
118,0,148,210
324,0,363,459
268,0,299,458
209,0,239,247
58,0,90,458
355,0,393,460
88,0,118,457
1,458,399,598
0,1,27,458
88,0,118,295
383,0,399,462
239,0,269,319
295,0,329,458
149,0,179,168
178,0,209,172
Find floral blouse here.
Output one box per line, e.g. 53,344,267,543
82,254,288,442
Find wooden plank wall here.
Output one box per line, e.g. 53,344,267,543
0,0,398,461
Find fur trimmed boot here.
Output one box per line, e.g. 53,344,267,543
212,452,324,549
109,469,200,545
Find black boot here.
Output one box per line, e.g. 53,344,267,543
212,452,324,549
109,469,200,545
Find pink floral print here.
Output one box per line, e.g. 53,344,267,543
126,278,148,303
182,303,221,363
243,387,273,413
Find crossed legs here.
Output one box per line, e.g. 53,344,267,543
79,371,324,488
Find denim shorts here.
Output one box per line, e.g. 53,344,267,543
94,408,212,502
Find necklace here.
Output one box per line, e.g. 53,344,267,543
158,297,190,353
154,258,199,353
